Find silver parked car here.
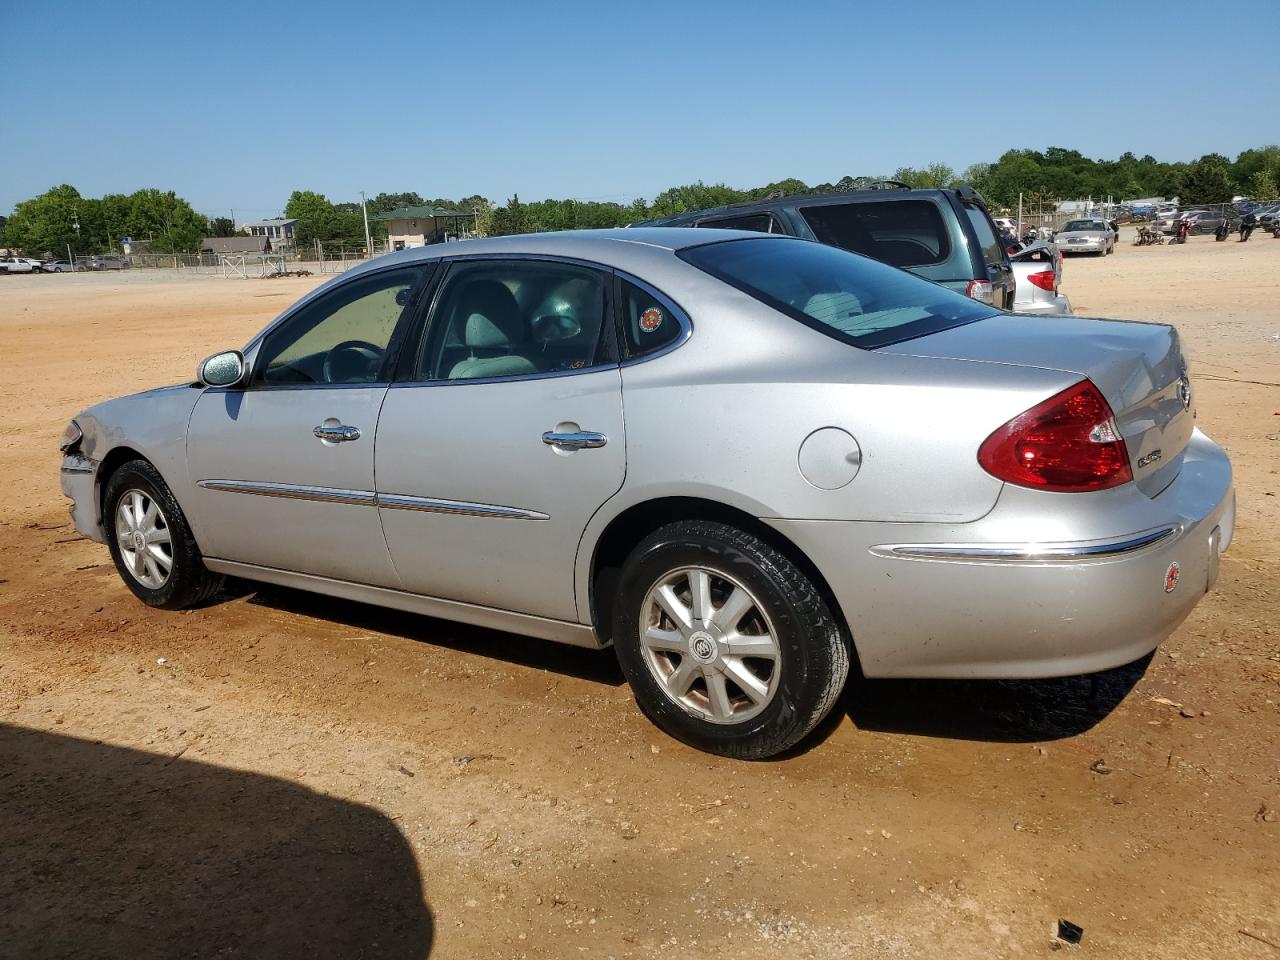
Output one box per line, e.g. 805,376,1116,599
1009,241,1072,315
1055,219,1116,255
60,230,1234,758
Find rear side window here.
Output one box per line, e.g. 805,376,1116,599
798,199,950,267
963,205,1004,265
619,278,683,358
695,213,783,233
679,237,993,349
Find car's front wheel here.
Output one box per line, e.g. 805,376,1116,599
104,460,224,609
612,520,849,759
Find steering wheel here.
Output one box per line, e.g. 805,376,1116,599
323,340,385,383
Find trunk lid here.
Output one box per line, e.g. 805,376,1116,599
880,314,1194,497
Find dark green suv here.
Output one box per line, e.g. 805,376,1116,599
635,183,1015,310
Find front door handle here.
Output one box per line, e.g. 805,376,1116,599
542,430,607,450
313,422,362,443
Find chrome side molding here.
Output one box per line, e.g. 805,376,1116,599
197,479,375,506
871,526,1180,562
377,493,548,521
198,480,546,520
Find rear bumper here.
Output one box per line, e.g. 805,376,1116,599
60,454,104,542
1012,293,1073,316
768,428,1233,679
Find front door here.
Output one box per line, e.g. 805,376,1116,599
184,265,428,586
375,258,626,622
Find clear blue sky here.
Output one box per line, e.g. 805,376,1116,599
3,0,1277,219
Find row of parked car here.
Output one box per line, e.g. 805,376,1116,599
0,255,128,273
637,181,1073,316
1150,201,1280,236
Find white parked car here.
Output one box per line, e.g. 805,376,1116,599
0,256,41,273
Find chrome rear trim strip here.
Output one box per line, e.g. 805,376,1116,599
377,493,548,521
198,480,546,520
197,480,375,506
873,526,1179,562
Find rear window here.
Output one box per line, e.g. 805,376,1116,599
679,237,994,349
963,205,1004,265
798,199,950,267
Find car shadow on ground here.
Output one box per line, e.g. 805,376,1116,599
229,584,1146,749
840,653,1154,744
241,583,627,688
0,724,433,959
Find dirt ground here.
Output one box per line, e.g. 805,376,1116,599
1,234,1277,959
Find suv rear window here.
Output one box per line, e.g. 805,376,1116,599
680,237,993,349
695,213,782,233
963,205,1004,265
798,199,950,267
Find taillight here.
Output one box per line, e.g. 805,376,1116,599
965,279,994,305
1027,270,1055,291
978,380,1132,492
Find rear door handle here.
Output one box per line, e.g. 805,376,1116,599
313,423,362,443
542,430,607,450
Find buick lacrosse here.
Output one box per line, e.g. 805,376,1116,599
61,229,1234,757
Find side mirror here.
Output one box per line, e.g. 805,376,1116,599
197,350,246,387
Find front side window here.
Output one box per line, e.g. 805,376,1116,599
255,267,423,385
680,237,993,349
416,261,610,381
799,199,951,267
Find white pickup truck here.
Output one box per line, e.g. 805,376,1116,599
0,256,43,273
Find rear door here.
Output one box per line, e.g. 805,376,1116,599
374,257,626,622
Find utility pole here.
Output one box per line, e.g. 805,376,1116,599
360,191,372,258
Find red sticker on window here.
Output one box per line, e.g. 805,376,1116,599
639,307,663,332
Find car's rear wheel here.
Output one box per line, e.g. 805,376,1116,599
104,460,223,609
612,520,849,759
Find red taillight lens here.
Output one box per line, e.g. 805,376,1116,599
1027,270,1055,291
965,279,994,304
978,380,1133,492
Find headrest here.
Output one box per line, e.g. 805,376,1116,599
459,280,522,349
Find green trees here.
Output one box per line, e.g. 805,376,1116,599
2,184,207,256
284,190,369,247
1178,154,1234,206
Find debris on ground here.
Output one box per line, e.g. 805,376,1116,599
1056,919,1084,944
1089,759,1113,775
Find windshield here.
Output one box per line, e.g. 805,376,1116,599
1062,220,1105,232
679,237,994,349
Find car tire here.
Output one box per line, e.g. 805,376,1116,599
104,459,224,610
611,520,849,759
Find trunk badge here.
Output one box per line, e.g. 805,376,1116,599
1164,562,1181,593
1138,449,1163,469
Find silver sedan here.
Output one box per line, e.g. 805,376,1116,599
60,229,1234,758
1056,218,1116,255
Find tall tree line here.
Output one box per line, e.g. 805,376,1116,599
5,145,1277,253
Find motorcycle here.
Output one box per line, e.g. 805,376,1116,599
1238,213,1258,242
1171,218,1191,244
1215,219,1232,241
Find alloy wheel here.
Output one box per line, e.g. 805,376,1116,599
114,488,173,589
638,566,781,724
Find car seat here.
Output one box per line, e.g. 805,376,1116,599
447,280,539,379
